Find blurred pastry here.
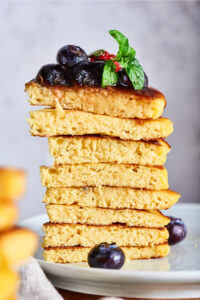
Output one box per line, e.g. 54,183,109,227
0,227,38,266
0,168,26,202
0,268,18,300
0,203,18,230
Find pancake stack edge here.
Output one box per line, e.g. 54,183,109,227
26,82,180,263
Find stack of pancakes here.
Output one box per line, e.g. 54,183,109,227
26,82,180,263
0,168,38,300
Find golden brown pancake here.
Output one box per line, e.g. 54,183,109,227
44,243,170,263
46,204,170,227
49,136,170,165
40,163,168,189
43,187,180,209
25,81,166,119
43,223,169,247
28,109,173,140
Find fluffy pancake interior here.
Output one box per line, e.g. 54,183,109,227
46,204,170,227
43,223,169,247
43,243,170,263
49,136,170,165
40,163,169,189
28,108,173,140
43,187,180,209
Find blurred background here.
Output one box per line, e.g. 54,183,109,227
0,0,199,219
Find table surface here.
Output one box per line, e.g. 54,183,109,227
57,289,199,300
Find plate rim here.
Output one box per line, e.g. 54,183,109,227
20,203,200,282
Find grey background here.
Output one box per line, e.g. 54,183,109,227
0,1,199,220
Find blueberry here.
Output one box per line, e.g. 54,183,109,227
88,243,125,269
73,61,105,87
118,70,132,88
166,216,187,245
35,64,72,86
143,72,148,88
118,70,148,89
57,45,88,68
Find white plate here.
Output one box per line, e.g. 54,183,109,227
21,204,200,299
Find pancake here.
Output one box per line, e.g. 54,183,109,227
0,268,18,300
28,109,173,140
46,204,170,227
25,81,166,119
44,243,170,263
0,203,18,230
0,168,26,202
40,163,168,189
43,223,169,247
0,227,38,265
43,187,180,209
49,136,170,165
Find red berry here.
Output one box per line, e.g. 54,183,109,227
113,61,121,72
89,50,121,72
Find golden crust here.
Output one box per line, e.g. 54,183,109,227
25,81,166,119
46,204,170,227
43,243,170,263
49,136,171,165
28,109,173,140
43,187,180,209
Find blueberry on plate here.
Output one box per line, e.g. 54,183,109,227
73,60,105,87
166,216,187,245
88,243,125,269
57,45,88,68
35,64,72,86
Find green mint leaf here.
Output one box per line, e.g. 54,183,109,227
109,30,129,59
102,30,146,90
127,46,136,60
125,59,145,90
102,60,119,88
119,57,129,69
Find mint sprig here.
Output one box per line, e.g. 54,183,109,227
102,30,145,90
102,60,118,88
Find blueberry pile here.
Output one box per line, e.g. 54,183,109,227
88,243,125,269
35,45,148,89
166,216,187,245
